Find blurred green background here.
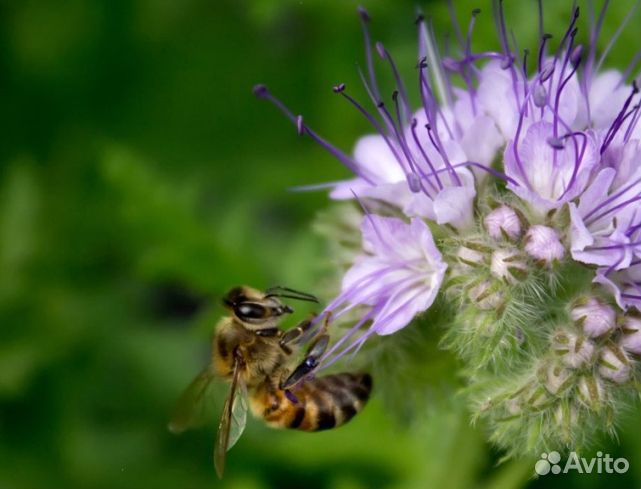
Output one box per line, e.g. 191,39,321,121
1,1,640,488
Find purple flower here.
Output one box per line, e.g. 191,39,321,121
569,139,641,269
254,2,641,374
329,132,477,230
595,261,641,311
504,122,599,213
318,215,446,367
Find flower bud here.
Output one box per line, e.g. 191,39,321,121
526,386,550,409
570,298,616,338
455,246,485,269
619,315,641,354
598,345,631,384
484,205,522,240
505,397,522,416
524,225,565,263
490,249,527,284
543,362,573,395
468,280,503,310
577,375,605,411
552,331,595,368
553,402,578,429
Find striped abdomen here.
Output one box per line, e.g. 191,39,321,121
250,373,372,431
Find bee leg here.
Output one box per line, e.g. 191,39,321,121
280,334,330,390
294,311,332,347
278,316,314,354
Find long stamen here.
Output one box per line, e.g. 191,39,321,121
584,175,641,222
537,0,544,41
588,195,641,226
624,102,641,141
333,84,406,178
446,0,465,52
418,65,460,186
254,84,369,181
357,6,381,103
390,92,432,196
601,81,639,154
493,0,521,106
410,118,443,191
376,42,412,124
595,0,639,74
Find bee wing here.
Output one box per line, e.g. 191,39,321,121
213,355,248,478
168,367,219,434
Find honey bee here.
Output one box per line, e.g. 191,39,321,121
168,285,372,478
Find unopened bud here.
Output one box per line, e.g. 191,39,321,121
577,375,605,411
570,298,616,338
484,205,522,241
543,362,573,395
490,249,528,284
468,280,503,310
524,225,565,263
620,315,641,354
598,345,631,384
552,331,595,368
456,246,485,269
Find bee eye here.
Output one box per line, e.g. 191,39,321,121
236,303,267,320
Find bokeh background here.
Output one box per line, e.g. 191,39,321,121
1,1,640,488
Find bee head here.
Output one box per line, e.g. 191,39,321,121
222,286,298,327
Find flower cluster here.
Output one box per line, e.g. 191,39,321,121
256,2,641,457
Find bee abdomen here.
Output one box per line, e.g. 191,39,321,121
253,373,372,432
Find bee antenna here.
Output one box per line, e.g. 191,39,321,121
265,293,319,304
264,286,319,303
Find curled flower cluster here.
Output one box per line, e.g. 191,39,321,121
256,2,641,457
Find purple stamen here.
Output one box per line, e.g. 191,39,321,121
336,85,406,175
375,42,412,123
601,81,639,154
589,240,641,252
587,195,641,227
417,64,457,169
584,175,641,222
624,101,641,142
493,0,521,106
620,50,641,86
537,0,544,41
556,131,588,201
255,84,369,181
358,6,381,102
553,26,579,138
410,118,443,191
446,0,465,53
595,0,639,75
537,34,553,76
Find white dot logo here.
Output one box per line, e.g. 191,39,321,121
535,451,562,475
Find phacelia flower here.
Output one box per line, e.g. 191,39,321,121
318,214,446,367
257,1,641,459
